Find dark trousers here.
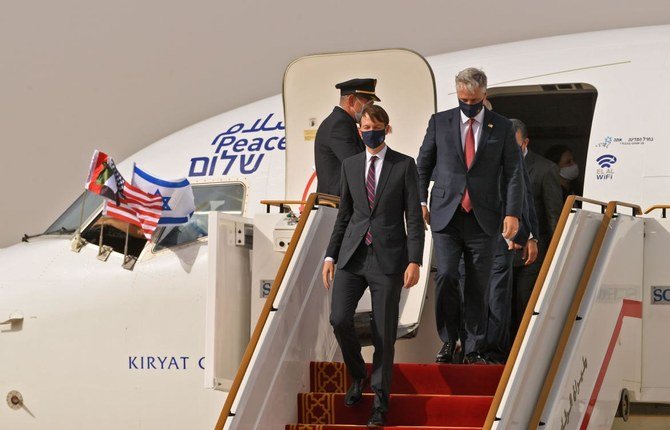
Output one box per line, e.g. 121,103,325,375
433,209,495,355
484,236,514,363
511,236,548,335
330,243,404,412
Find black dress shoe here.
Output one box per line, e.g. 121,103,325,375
344,377,368,407
435,341,455,363
464,352,488,365
367,408,386,428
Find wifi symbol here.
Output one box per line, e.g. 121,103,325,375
596,154,617,168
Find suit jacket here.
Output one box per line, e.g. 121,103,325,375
314,106,364,196
326,147,425,275
524,150,563,238
416,107,524,236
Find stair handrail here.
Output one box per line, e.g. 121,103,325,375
610,201,642,216
527,199,641,427
644,204,670,217
259,199,308,213
483,195,606,429
214,193,339,430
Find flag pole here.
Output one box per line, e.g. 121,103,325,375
71,191,88,252
77,191,87,236
123,223,130,262
98,222,104,254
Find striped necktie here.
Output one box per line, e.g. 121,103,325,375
365,155,378,245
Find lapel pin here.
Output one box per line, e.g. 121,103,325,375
487,123,493,128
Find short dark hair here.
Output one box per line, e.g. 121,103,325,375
510,118,528,140
361,104,389,126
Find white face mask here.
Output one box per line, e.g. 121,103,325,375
560,164,579,181
352,98,369,123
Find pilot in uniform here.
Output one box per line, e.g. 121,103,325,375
314,78,380,196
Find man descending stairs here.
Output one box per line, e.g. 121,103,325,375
285,361,503,429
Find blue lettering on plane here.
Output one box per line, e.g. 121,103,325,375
652,286,670,304
128,356,202,370
189,113,286,178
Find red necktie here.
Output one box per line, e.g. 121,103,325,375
461,118,475,212
365,155,378,245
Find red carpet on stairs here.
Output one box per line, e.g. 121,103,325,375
285,362,503,430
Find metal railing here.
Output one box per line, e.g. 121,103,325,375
528,199,640,427
483,197,641,429
214,193,338,430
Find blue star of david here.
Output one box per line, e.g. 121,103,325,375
154,190,172,211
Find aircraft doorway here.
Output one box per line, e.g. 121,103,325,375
487,83,598,202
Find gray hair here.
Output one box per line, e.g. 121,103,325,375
455,67,488,92
510,118,528,140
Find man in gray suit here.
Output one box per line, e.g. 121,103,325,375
416,68,524,364
509,118,563,332
323,104,424,427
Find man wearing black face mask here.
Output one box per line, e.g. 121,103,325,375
417,67,524,364
323,104,424,427
314,78,379,196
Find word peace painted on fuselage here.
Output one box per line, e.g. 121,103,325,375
189,113,286,177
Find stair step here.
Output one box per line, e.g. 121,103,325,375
310,362,503,395
286,425,481,430
297,393,492,427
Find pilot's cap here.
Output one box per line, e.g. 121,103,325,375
335,78,380,102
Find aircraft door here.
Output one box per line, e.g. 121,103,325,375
283,49,436,340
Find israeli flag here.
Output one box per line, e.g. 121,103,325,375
131,164,195,225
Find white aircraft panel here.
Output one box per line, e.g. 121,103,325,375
205,213,252,390
641,217,670,401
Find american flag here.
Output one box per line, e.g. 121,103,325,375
107,157,125,196
103,182,163,239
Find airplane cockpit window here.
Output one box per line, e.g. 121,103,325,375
153,182,245,251
45,191,104,235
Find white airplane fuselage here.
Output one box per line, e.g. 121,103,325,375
1,25,669,429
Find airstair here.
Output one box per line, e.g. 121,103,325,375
208,195,670,430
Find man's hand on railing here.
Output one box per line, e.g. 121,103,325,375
322,260,335,289
403,262,420,289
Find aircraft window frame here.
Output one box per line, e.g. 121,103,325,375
151,181,246,253
486,82,597,207
45,190,104,236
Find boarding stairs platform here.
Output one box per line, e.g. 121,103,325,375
209,195,670,430
286,362,503,429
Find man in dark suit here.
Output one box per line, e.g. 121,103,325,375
314,78,380,196
416,67,524,364
484,147,540,364
509,118,563,332
322,105,424,427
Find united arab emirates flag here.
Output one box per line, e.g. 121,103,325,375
85,150,125,204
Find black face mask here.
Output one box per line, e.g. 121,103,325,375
459,99,483,118
361,129,386,149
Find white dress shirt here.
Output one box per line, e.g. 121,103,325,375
365,144,387,188
421,108,486,206
325,144,388,262
460,107,486,152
